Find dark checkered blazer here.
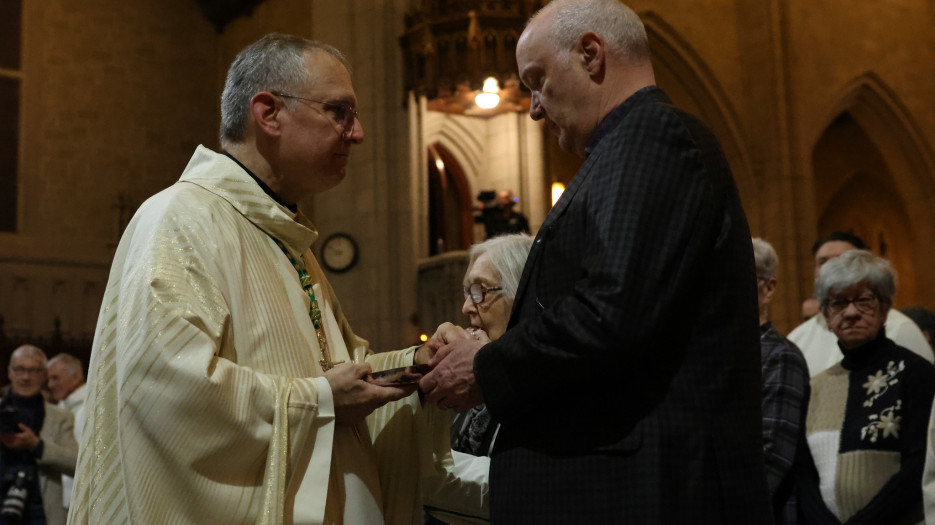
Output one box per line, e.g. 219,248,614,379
474,87,774,524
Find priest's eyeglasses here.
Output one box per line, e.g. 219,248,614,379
464,283,503,305
272,92,360,138
825,293,879,317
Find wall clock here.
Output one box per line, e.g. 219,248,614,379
321,232,359,273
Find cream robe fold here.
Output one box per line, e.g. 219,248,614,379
69,146,419,524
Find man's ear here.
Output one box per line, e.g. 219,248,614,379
577,32,606,81
763,278,777,304
250,92,282,138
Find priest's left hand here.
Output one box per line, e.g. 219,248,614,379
419,322,487,412
326,363,418,425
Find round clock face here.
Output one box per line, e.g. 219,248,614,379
321,233,358,273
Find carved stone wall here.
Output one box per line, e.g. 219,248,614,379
2,0,217,375
5,0,935,359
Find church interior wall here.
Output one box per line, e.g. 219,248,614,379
626,0,935,330
785,0,935,319
521,116,547,231
4,0,935,357
485,113,521,206
1,0,219,350
424,110,485,185
306,0,420,350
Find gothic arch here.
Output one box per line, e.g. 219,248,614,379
423,111,485,184
809,72,935,203
640,11,758,228
427,142,474,254
808,73,935,306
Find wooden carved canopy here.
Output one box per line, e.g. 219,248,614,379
400,0,544,113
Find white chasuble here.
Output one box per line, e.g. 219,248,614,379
69,146,396,525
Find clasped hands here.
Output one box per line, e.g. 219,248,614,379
417,322,489,412
323,322,489,425
324,363,417,425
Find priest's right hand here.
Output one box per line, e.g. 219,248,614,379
324,363,417,424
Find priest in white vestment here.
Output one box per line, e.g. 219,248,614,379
68,34,487,525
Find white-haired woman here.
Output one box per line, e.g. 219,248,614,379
420,234,532,525
797,250,935,524
451,233,533,456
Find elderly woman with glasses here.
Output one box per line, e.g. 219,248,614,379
417,234,533,525
461,234,533,341
797,250,935,525
449,234,534,457
369,234,533,525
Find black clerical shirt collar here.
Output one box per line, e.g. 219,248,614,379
221,150,298,213
584,85,660,157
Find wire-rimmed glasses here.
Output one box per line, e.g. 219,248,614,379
825,293,879,317
9,366,43,376
272,91,359,138
463,283,503,305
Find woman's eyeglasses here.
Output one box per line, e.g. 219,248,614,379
825,294,879,317
463,283,503,305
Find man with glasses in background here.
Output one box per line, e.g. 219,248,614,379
0,345,77,525
45,353,87,512
69,34,477,525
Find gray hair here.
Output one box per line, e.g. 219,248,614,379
220,33,351,144
467,234,534,301
752,237,778,280
816,250,896,308
48,353,85,380
533,0,649,61
10,344,48,368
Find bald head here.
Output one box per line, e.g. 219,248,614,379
517,0,655,156
531,0,650,62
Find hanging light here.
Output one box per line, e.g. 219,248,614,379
551,182,565,207
475,76,501,109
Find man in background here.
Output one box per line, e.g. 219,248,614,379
903,306,935,345
45,353,86,510
752,238,809,524
476,189,531,239
1,345,77,525
788,231,932,376
46,354,86,440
